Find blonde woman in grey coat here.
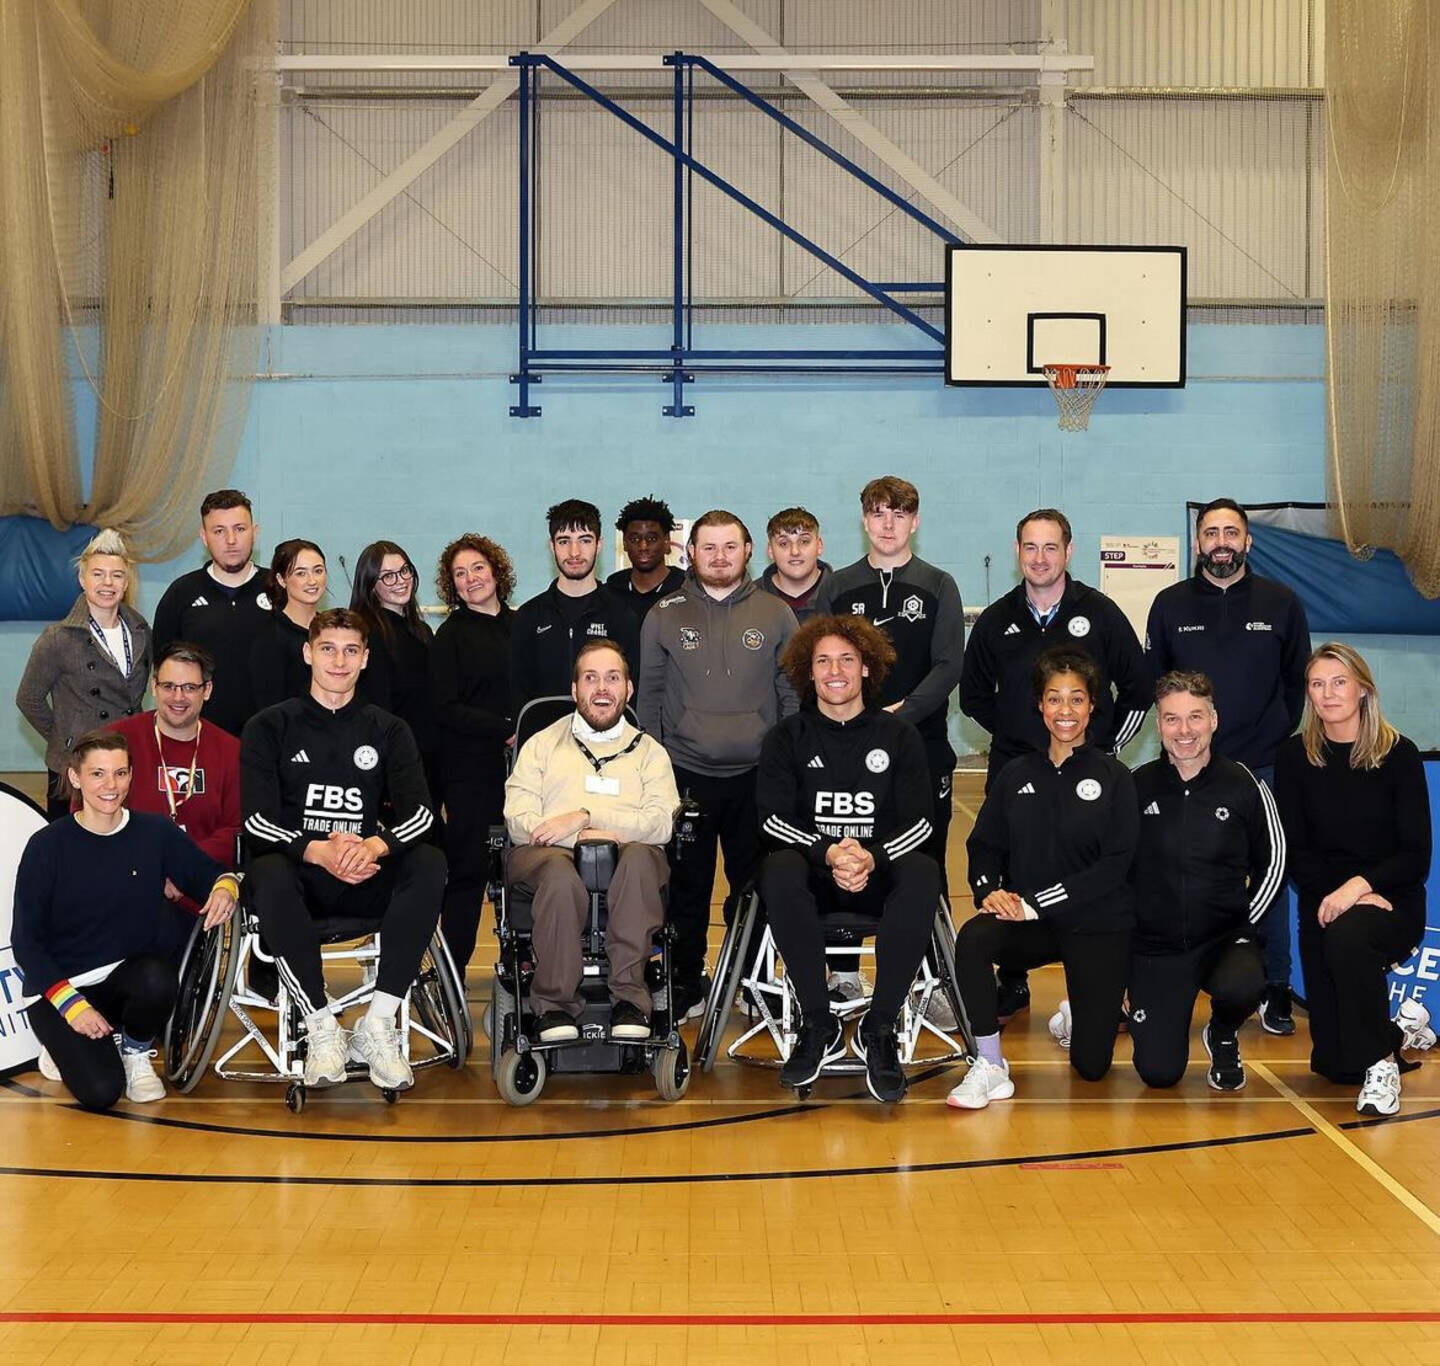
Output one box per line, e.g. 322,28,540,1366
16,529,151,817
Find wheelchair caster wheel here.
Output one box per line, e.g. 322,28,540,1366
496,1047,546,1106
382,1088,398,1105
481,998,495,1041
796,1085,813,1101
286,1083,306,1114
652,1040,690,1101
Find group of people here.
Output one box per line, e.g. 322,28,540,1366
9,481,1432,1119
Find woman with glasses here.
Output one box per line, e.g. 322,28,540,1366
16,528,152,818
350,540,437,794
249,539,327,712
429,534,516,978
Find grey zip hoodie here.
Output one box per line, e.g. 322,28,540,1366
637,573,799,778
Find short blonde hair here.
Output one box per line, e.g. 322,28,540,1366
77,528,137,607
1299,641,1399,770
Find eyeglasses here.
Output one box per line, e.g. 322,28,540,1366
378,566,415,586
155,681,206,696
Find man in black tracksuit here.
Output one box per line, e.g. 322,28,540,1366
241,608,445,1092
814,476,965,882
1129,671,1284,1091
511,499,640,717
756,614,938,1103
1144,497,1309,1034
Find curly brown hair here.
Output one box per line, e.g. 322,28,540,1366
436,534,516,610
782,613,896,708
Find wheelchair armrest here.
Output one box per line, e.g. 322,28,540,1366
573,838,619,892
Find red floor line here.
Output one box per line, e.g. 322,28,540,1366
1,1311,1438,1327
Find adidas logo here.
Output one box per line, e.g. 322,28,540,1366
1003,622,1021,636
1016,781,1035,795
807,755,825,769
290,750,310,764
1143,800,1160,816
190,595,209,608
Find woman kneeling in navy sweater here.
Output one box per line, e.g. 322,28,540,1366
13,730,238,1110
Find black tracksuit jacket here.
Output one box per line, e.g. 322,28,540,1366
509,582,640,718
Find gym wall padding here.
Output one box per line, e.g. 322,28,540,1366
0,518,98,623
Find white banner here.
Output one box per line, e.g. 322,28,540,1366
0,784,46,1071
1099,535,1180,644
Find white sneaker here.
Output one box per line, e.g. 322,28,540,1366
349,1014,414,1091
1396,999,1436,1052
946,1056,1015,1110
827,970,869,1004
120,1048,166,1104
1357,1057,1401,1117
37,1046,61,1082
1048,998,1072,1050
303,1011,349,1087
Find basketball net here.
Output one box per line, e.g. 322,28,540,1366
1042,363,1110,431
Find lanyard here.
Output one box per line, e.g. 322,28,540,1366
572,730,644,774
88,613,133,676
156,718,201,821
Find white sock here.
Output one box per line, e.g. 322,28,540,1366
366,990,403,1025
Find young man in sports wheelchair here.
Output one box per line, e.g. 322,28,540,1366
755,614,942,1103
502,639,681,1055
240,608,446,1095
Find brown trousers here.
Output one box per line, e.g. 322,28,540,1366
506,843,668,1017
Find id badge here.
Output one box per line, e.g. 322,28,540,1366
584,774,621,797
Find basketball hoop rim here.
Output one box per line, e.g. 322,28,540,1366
1042,362,1111,391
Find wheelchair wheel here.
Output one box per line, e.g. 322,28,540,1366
286,1082,306,1114
411,936,472,1069
652,1039,690,1102
495,1047,546,1106
164,917,240,1093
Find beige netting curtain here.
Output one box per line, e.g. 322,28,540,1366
0,0,273,562
1326,0,1440,596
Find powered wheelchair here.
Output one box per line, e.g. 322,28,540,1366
484,697,690,1107
694,883,976,1097
164,899,471,1113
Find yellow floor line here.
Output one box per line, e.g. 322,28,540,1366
1251,1059,1440,1237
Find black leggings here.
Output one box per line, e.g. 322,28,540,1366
956,913,1131,1082
247,846,446,1014
29,955,177,1112
759,849,940,1027
1128,935,1265,1088
439,773,505,980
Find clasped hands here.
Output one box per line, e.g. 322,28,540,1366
826,837,875,894
1317,875,1391,927
304,830,388,883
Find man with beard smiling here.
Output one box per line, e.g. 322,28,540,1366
1144,498,1310,1033
512,499,640,716
505,640,680,1042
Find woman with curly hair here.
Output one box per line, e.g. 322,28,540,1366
429,534,517,976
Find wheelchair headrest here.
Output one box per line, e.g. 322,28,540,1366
573,838,620,892
511,697,644,763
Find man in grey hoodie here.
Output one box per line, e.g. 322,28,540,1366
638,510,799,1018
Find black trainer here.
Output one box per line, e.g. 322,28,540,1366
610,1000,652,1041
780,1012,844,1089
536,1010,580,1043
1203,1020,1246,1091
1258,984,1295,1037
859,1024,907,1104
996,969,1031,1025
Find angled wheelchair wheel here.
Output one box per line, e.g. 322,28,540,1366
495,1047,546,1106
164,917,240,1093
652,1038,690,1101
931,901,976,1057
411,935,471,1069
695,891,758,1072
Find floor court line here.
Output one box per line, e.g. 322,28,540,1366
1251,1060,1440,1238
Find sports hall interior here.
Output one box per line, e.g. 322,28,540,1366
2,2,1439,1362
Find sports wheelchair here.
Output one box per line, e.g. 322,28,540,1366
164,904,471,1113
694,886,975,1097
485,697,689,1107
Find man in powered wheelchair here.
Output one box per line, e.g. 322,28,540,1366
490,638,687,1104
194,607,462,1107
694,613,972,1103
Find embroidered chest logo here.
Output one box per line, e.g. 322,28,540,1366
353,745,379,771
679,626,702,651
1215,806,1230,821
865,748,890,773
1067,615,1091,638
586,622,608,637
850,602,866,616
256,592,272,612
741,628,764,651
1244,621,1273,632
1075,778,1102,802
898,594,926,623
158,765,206,795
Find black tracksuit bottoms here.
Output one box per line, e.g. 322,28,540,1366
759,849,940,1028
1128,935,1265,1088
667,766,762,987
956,913,1131,1081
439,771,506,980
247,845,446,1014
29,954,177,1112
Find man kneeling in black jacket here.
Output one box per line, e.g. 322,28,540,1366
1129,671,1285,1091
756,614,938,1103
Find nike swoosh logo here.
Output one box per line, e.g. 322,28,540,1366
536,624,553,633
872,616,894,626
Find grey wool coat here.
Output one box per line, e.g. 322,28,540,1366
15,594,152,783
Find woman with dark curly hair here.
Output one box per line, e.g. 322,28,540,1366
429,534,517,976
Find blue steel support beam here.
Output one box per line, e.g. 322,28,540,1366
510,58,541,417
666,57,693,417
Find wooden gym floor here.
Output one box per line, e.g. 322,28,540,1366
1,771,1438,1364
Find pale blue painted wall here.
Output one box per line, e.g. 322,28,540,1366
5,320,1434,772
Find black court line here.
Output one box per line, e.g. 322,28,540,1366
0,1121,1324,1189
0,1077,43,1099
1341,1104,1440,1131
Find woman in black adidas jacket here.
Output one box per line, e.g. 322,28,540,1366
948,647,1139,1109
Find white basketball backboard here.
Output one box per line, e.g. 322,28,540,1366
945,244,1186,387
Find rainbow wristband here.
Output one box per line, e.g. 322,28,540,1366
46,982,89,1024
